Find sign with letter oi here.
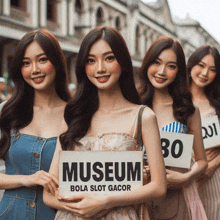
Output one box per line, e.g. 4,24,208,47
59,151,143,196
201,115,220,149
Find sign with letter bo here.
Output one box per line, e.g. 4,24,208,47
201,115,220,149
59,151,143,196
160,131,194,169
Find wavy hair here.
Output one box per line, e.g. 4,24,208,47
60,26,141,150
139,36,195,125
0,28,71,159
187,45,220,117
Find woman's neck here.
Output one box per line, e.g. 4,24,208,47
190,83,207,101
97,85,131,113
153,88,173,105
34,88,63,109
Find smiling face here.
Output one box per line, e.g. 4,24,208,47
21,41,56,92
147,48,178,91
85,39,122,91
190,54,216,88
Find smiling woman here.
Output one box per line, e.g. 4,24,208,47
43,26,167,220
138,36,208,220
0,28,71,220
147,48,178,90
187,45,220,220
85,39,122,91
21,41,56,90
190,53,217,88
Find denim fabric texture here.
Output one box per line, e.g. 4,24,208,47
0,133,57,219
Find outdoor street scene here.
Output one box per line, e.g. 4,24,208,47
0,0,220,219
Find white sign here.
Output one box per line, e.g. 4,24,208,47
160,131,194,169
201,115,220,149
59,151,143,196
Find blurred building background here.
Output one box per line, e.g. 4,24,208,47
0,0,219,85
0,0,220,199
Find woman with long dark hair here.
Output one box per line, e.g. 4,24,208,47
139,36,208,219
0,28,71,219
43,26,166,219
187,45,220,220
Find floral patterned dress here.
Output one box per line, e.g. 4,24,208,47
55,133,140,220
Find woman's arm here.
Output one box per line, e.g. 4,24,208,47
0,171,58,194
206,147,220,162
42,124,110,214
186,106,208,180
198,148,220,180
55,108,167,218
167,106,207,189
43,138,69,210
106,108,167,204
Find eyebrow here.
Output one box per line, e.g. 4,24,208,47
200,61,216,68
157,57,177,64
87,51,113,57
23,53,46,59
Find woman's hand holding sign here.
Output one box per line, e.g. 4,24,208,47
201,160,219,179
24,170,59,195
206,148,220,162
57,192,109,218
197,149,220,180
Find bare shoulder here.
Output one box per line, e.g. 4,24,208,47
141,106,157,124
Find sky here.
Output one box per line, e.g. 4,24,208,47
142,0,220,44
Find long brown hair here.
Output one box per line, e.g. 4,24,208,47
187,45,220,117
60,26,141,150
0,28,71,160
139,36,195,125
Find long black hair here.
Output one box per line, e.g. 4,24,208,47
0,28,71,159
187,45,220,117
139,36,195,125
60,26,141,150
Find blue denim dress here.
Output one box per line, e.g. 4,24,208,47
0,133,57,219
